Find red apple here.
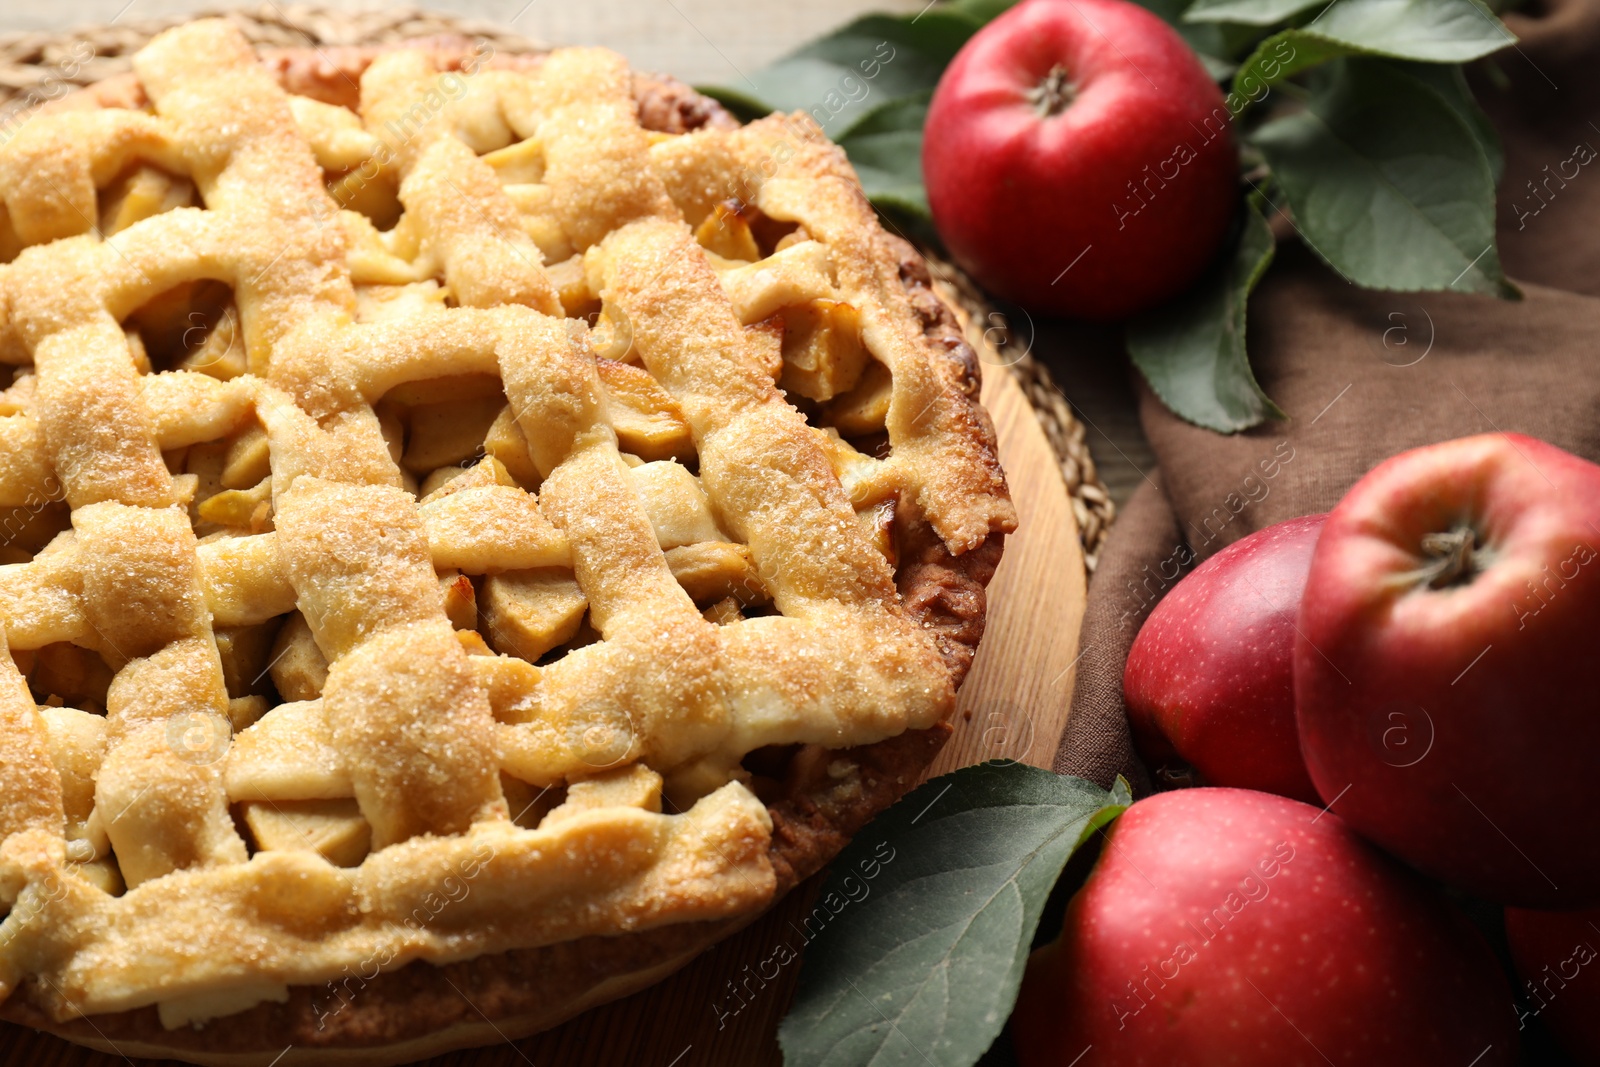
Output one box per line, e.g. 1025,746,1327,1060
1124,514,1324,802
922,0,1238,319
1011,788,1517,1066
1505,905,1600,1064
1295,432,1600,908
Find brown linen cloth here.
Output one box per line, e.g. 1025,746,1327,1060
1052,0,1600,787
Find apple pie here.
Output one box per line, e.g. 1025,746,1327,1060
0,19,1014,1065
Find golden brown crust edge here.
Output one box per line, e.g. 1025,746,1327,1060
3,42,1010,1063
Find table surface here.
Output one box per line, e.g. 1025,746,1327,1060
0,0,1156,508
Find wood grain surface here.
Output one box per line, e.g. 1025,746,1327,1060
0,362,1087,1067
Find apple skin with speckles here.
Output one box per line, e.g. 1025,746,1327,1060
1011,788,1518,1067
1123,515,1325,803
1296,433,1600,908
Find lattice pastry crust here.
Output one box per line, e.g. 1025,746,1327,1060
0,21,1014,1064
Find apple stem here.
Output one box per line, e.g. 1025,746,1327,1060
1421,528,1478,589
1031,64,1076,118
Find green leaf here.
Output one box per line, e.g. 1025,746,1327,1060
699,5,999,222
1131,0,1255,76
1401,61,1504,183
836,93,932,219
942,0,1023,21
702,13,978,139
1253,57,1516,297
697,83,781,121
1309,0,1514,60
1231,0,1514,100
777,764,1129,1067
1198,51,1243,79
1232,32,1348,98
1128,196,1282,433
1185,0,1324,25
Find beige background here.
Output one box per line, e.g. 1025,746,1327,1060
0,0,926,87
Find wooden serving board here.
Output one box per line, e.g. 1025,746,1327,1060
2,362,1088,1067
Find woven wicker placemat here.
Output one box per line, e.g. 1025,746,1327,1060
0,3,1115,566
